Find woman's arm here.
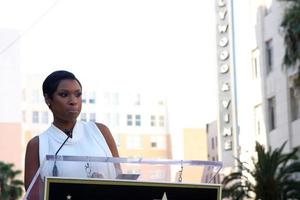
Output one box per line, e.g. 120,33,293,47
96,123,119,157
24,136,40,190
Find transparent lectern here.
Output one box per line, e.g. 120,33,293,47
24,155,222,200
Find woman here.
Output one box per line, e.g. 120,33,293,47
24,70,119,190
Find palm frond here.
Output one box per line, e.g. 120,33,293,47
0,161,24,200
222,141,300,199
279,0,300,69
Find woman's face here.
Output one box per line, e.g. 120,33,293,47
48,79,82,124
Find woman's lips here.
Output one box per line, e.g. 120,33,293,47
67,110,79,113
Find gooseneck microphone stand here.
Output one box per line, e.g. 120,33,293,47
52,130,72,176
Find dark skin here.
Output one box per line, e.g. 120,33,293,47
24,79,119,190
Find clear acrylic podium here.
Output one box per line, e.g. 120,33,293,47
24,155,222,200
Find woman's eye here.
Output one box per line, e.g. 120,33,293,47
59,92,68,97
76,92,82,97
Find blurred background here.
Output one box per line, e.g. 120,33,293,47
1,0,300,196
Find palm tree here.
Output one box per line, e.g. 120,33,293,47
222,142,300,200
221,159,255,200
0,161,23,200
279,0,300,85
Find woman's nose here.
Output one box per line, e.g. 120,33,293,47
69,95,78,105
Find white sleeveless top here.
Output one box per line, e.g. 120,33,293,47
39,121,116,179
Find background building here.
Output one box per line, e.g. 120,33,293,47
235,0,300,156
206,121,218,163
251,0,300,151
212,1,300,182
0,29,23,170
21,76,172,161
183,128,207,161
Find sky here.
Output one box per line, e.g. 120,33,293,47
0,0,218,129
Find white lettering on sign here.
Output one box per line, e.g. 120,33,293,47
219,10,227,20
218,24,228,33
218,0,226,7
220,64,230,73
222,100,231,108
223,127,232,136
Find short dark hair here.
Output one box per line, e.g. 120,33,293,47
42,70,82,99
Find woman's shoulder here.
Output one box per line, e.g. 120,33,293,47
82,121,109,133
93,122,119,157
26,136,39,158
27,127,51,151
27,136,39,149
24,136,40,190
95,122,109,132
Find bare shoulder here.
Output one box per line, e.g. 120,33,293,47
95,122,110,133
25,136,40,190
25,136,39,170
95,122,113,142
26,136,39,151
95,122,119,157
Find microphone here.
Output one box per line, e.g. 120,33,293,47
52,129,72,176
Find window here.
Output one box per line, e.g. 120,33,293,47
111,113,120,127
112,93,119,105
268,97,276,131
82,92,87,103
126,135,142,149
150,115,156,127
265,0,272,15
32,111,39,123
104,113,110,125
135,94,141,105
41,111,48,124
135,114,141,126
158,100,164,106
252,57,258,79
127,114,133,126
150,136,166,149
89,92,96,104
290,88,300,121
22,111,26,123
81,113,87,122
22,89,26,102
31,89,42,103
151,142,157,148
251,49,259,79
104,92,110,105
257,121,261,135
211,137,215,150
265,39,273,74
254,104,262,135
90,113,96,122
159,115,164,127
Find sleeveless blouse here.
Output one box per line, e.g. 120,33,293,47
38,121,116,179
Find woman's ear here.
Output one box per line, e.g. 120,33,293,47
44,94,51,107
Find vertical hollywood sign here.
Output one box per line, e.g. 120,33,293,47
216,0,234,160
